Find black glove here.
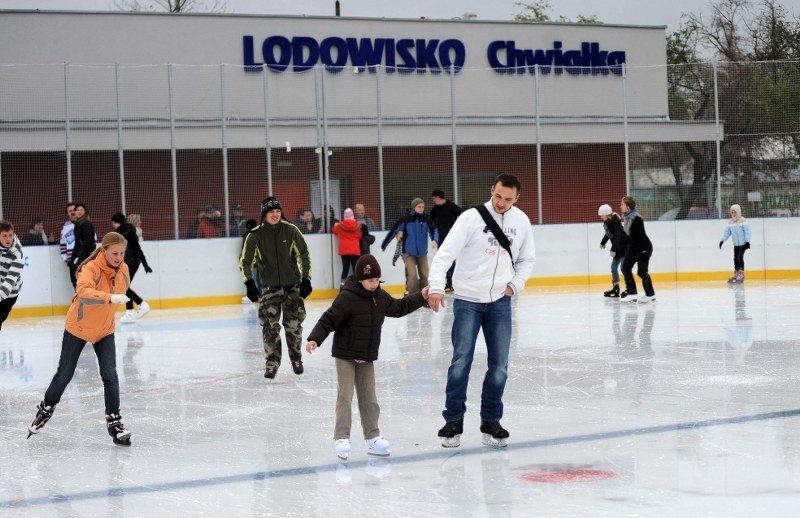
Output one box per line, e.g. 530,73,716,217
744,242,750,249
299,278,313,299
719,241,723,249
244,279,259,302
143,264,153,274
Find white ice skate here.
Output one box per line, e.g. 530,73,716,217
335,439,351,461
365,436,390,457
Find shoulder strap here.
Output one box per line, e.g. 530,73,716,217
475,205,514,264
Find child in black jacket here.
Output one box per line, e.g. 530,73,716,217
306,254,429,461
598,204,628,297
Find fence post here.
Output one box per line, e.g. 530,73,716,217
535,64,543,224
168,64,180,240
220,63,231,237
115,63,126,215
449,64,459,205
622,63,631,195
64,62,73,202
261,65,273,197
713,61,722,218
375,65,386,230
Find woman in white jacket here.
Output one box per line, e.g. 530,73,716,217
719,204,752,283
427,174,536,449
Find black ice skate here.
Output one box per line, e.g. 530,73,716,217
27,401,56,439
480,420,509,448
603,284,620,297
438,419,463,448
106,413,132,446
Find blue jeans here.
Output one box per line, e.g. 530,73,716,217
610,254,624,285
443,296,512,422
44,330,121,414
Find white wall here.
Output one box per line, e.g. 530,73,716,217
15,218,798,311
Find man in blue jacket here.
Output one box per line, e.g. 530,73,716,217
380,197,437,295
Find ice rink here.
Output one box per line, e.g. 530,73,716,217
2,280,800,517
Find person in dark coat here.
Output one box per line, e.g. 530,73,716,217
111,213,153,323
68,204,96,289
305,254,429,461
430,189,463,291
597,203,628,298
620,196,655,303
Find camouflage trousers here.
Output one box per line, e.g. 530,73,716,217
258,284,306,369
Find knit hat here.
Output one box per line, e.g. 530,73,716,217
730,204,742,216
597,204,612,216
355,254,382,281
261,196,282,216
343,208,355,220
411,197,424,209
111,212,127,225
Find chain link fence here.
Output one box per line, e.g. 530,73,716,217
1,60,797,241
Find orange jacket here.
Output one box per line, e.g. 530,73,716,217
65,251,130,343
332,219,362,257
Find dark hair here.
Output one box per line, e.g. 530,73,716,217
493,173,521,192
30,217,44,227
74,203,87,212
0,219,13,233
432,188,446,198
66,202,76,210
622,195,637,209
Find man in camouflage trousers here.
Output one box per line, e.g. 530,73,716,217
240,196,313,379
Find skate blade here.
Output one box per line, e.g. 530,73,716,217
367,451,390,457
113,437,132,446
27,431,34,439
481,434,508,448
337,455,348,461
440,436,461,448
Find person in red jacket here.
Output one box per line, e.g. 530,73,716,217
332,208,362,289
27,231,134,446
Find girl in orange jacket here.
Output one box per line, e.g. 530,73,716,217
28,231,134,446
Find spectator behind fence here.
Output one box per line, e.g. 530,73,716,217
294,208,322,235
0,220,24,330
321,205,340,233
197,205,224,238
354,203,377,231
60,202,77,279
229,203,248,237
20,217,51,247
186,206,206,239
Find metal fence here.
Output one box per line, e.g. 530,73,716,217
0,60,798,242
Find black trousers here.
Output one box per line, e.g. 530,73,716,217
621,248,655,297
0,296,18,330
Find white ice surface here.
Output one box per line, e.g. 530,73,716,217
2,281,800,517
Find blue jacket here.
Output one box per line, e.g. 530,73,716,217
381,211,437,257
721,218,751,246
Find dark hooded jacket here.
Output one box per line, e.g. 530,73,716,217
306,276,425,362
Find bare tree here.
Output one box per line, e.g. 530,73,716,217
114,0,226,13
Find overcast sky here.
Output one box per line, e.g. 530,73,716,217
2,0,800,33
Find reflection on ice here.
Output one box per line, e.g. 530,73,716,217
2,281,800,516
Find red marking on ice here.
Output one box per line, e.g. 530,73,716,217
520,469,616,483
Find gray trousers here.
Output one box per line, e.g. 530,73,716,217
334,358,380,441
